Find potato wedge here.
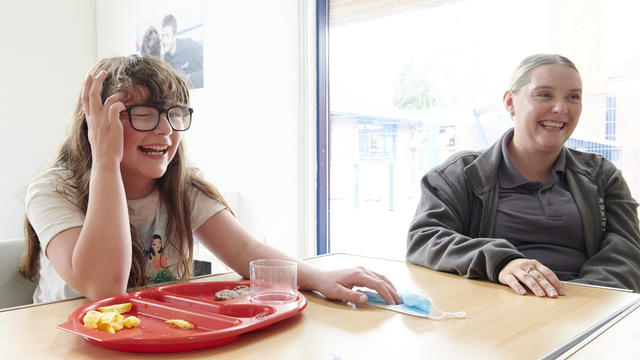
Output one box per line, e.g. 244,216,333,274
82,310,102,329
166,319,195,329
123,316,140,328
83,306,140,333
98,303,132,314
96,322,115,334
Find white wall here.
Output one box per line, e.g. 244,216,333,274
94,0,316,257
0,0,316,259
0,0,96,241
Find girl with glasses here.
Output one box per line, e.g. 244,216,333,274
20,55,401,306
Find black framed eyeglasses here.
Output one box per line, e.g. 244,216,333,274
123,105,193,131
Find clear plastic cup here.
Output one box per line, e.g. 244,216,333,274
250,259,297,304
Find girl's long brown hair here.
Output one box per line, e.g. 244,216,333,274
20,55,231,288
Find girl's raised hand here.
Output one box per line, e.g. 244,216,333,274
81,70,126,168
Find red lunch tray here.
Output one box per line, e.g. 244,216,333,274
57,280,306,352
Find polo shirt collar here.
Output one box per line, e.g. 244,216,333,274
499,129,567,189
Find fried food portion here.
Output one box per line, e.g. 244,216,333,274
123,316,140,328
82,310,102,329
97,302,132,314
82,302,139,333
214,285,250,301
166,319,195,329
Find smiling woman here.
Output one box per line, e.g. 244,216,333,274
503,56,583,182
407,54,640,297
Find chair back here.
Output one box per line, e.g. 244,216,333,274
0,238,37,309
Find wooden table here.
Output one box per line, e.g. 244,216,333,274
1,254,638,359
568,299,640,359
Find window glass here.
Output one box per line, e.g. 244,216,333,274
327,0,640,260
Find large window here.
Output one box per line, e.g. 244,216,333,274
321,0,640,260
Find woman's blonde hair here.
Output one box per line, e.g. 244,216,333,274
509,54,580,94
20,55,231,288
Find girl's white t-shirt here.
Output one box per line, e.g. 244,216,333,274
25,167,225,304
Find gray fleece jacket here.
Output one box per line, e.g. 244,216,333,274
407,130,640,291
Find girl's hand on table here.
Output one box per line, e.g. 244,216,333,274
309,266,402,305
498,258,566,297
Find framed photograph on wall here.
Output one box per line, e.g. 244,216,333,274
136,7,204,89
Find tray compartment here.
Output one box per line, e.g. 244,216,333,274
72,296,240,336
135,291,224,314
137,285,276,318
156,280,252,302
219,303,275,318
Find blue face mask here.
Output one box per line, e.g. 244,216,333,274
359,290,466,320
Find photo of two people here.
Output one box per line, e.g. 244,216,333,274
137,10,203,89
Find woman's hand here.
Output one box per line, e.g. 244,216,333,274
498,259,566,297
81,70,126,168
306,266,403,305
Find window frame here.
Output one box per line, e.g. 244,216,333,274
316,0,330,254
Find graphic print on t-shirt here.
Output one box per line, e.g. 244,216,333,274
147,234,174,283
133,206,178,284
